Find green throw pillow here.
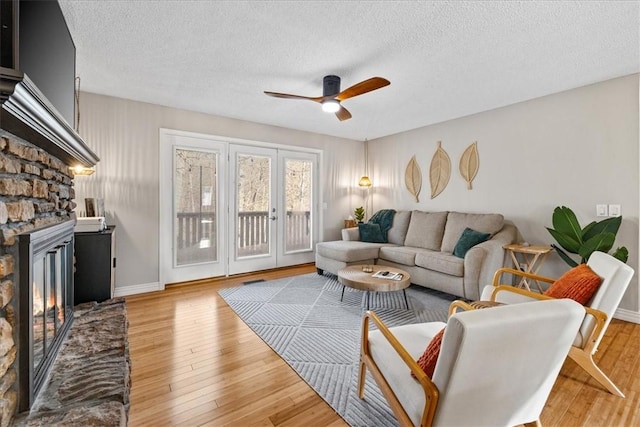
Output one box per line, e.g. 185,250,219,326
358,223,386,243
453,227,491,258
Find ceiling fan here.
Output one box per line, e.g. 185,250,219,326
264,75,390,121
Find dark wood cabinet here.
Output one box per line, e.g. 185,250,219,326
74,226,116,304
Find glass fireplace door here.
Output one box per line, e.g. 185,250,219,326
32,239,72,382
32,256,45,374
18,220,75,411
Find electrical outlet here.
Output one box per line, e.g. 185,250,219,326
596,204,608,217
609,204,621,217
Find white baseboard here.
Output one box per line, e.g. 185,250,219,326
614,308,640,324
114,282,164,297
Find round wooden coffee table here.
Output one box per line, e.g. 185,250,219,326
337,265,411,309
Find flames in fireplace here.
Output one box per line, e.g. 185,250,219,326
32,278,65,370
32,282,60,317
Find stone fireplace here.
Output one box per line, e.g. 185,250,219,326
0,130,91,424
0,3,99,423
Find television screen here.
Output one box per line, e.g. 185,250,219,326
19,0,76,128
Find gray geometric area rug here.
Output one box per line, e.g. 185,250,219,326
218,273,457,426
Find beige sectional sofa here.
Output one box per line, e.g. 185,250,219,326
315,210,517,300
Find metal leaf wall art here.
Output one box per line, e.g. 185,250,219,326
404,155,422,202
429,141,451,199
459,141,479,189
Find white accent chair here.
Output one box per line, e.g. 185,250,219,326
480,250,634,397
359,299,585,426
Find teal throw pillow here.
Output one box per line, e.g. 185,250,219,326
358,223,386,243
453,227,491,258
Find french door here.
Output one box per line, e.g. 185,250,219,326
160,131,227,285
228,146,317,275
160,129,318,286
228,145,278,274
277,150,317,266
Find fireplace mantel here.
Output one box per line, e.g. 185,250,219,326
0,73,99,168
0,0,99,168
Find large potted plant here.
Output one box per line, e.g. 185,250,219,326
546,206,628,267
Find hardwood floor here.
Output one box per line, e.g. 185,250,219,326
126,265,640,426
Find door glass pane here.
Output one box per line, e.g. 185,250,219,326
237,154,271,258
284,158,312,252
174,149,217,266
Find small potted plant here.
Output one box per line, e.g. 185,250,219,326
354,206,365,223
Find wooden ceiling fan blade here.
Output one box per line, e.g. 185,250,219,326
335,105,352,121
336,77,390,101
264,91,324,102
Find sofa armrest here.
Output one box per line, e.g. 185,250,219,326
462,224,517,300
342,227,360,241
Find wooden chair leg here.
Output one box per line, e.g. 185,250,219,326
358,358,367,398
568,347,625,398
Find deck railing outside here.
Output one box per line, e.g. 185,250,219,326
176,210,311,255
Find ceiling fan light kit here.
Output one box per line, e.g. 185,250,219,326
322,99,341,113
264,75,390,121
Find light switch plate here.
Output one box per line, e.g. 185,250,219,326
609,204,621,217
596,204,608,217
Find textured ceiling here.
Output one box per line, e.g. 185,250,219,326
58,1,639,141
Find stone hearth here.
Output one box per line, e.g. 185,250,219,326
12,298,130,426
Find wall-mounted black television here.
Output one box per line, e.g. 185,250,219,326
19,0,76,128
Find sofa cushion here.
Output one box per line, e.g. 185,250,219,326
378,246,421,266
316,240,386,263
415,251,464,277
403,211,448,250
358,223,386,243
387,211,412,245
441,212,504,253
453,227,491,258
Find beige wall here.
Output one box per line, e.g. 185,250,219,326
369,74,639,314
75,93,365,290
77,74,640,316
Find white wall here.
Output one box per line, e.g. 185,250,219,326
368,74,639,313
75,92,365,291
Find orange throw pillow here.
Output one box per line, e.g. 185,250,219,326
413,327,445,379
544,264,603,305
